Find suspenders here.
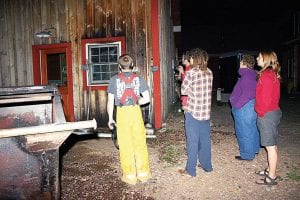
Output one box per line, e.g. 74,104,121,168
117,73,138,105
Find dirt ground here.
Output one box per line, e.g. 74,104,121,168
60,94,300,200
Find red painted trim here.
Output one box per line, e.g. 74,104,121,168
151,0,162,129
81,37,126,90
32,47,41,85
65,45,75,121
32,43,75,121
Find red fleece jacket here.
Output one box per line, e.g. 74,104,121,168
180,65,190,107
255,69,280,117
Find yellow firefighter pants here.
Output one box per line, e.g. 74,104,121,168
116,105,151,185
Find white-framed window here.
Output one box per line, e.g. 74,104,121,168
86,42,121,85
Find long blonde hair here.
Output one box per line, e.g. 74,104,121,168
257,50,281,80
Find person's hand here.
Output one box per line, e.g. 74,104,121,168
175,74,181,81
178,65,184,74
108,120,116,130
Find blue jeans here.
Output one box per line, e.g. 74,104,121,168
232,99,260,160
184,112,212,176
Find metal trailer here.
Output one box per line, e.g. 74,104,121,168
0,85,96,199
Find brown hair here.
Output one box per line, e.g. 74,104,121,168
257,50,281,80
182,51,191,63
241,54,255,69
189,48,209,71
118,54,133,70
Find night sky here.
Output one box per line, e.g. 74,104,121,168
181,0,298,54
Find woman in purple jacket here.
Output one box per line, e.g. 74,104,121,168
230,54,260,161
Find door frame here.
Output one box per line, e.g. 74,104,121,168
32,43,74,121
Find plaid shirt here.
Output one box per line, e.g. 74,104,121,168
181,67,213,120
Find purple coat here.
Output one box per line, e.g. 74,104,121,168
230,68,257,109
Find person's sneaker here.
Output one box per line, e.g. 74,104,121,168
235,156,253,161
197,164,213,172
203,168,213,172
178,168,193,177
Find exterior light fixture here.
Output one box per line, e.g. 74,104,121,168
35,31,52,38
35,28,56,38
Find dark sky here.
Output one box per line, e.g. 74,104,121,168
181,0,298,54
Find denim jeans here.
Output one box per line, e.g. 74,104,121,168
184,112,212,176
232,99,260,160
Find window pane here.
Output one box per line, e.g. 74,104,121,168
47,53,67,86
93,65,101,72
102,65,110,72
93,73,101,81
102,73,110,80
109,46,117,54
100,47,109,55
110,64,119,74
60,54,67,86
91,48,99,55
100,55,108,62
91,55,99,63
109,54,118,62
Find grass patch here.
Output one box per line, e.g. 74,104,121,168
162,145,180,164
164,128,173,134
287,166,300,181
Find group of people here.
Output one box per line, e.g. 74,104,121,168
230,52,282,186
106,49,282,187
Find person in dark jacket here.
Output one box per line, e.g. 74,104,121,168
230,54,260,161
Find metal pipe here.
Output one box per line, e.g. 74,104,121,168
0,119,97,138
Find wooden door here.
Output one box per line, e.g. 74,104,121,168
40,49,71,121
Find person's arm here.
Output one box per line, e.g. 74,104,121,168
234,78,253,109
178,65,186,80
137,76,150,105
107,93,115,129
256,73,274,117
181,71,191,95
138,90,150,105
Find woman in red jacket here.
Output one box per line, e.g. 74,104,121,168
255,50,282,186
178,52,191,110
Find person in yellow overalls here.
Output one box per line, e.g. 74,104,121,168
107,54,151,185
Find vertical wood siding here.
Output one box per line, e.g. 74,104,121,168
159,0,176,119
0,0,175,127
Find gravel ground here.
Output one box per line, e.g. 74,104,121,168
60,94,300,200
